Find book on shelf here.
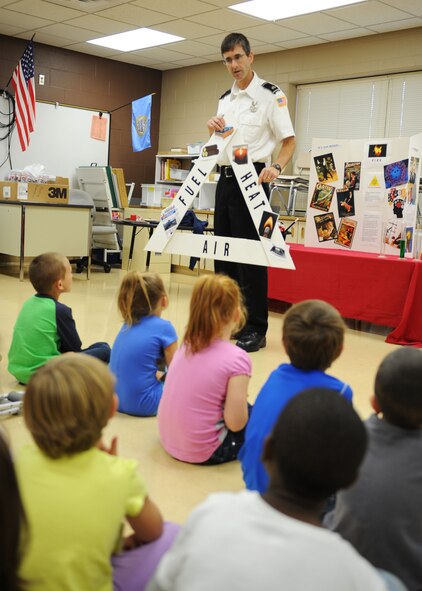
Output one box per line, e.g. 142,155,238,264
164,158,182,181
170,147,188,154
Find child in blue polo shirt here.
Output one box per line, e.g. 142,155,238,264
239,299,352,493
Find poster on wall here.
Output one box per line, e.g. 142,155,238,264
304,134,422,258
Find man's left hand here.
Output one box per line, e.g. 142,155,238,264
258,165,279,185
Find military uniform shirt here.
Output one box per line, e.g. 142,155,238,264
216,72,295,165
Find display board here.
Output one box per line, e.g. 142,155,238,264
0,99,109,188
304,133,422,258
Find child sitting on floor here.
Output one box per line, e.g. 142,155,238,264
110,272,177,417
239,299,352,493
158,274,251,464
148,388,404,591
0,426,27,591
324,347,422,591
8,252,110,384
16,354,179,591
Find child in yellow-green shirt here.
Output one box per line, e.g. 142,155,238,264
16,353,179,591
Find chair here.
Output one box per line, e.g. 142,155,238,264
269,151,310,215
68,189,120,273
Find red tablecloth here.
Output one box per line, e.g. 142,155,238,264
268,244,422,347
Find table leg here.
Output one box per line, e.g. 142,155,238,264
127,226,137,271
146,226,154,268
19,205,26,281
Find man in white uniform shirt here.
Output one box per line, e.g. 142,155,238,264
207,33,296,352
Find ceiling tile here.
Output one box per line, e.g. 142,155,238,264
167,39,218,56
378,0,422,16
131,46,191,61
319,27,375,41
65,15,136,35
280,12,358,35
131,0,217,18
15,31,72,47
96,5,173,27
242,23,308,43
153,19,221,39
110,53,163,66
150,62,184,70
328,1,413,26
0,0,420,71
202,0,236,6
46,0,130,11
171,56,214,66
0,7,53,28
253,43,287,54
200,51,222,62
4,0,84,20
187,8,261,29
368,18,422,33
0,22,25,35
280,37,327,49
64,42,122,58
33,23,102,43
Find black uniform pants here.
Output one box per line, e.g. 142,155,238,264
214,163,269,336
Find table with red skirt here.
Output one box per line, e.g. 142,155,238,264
268,244,422,347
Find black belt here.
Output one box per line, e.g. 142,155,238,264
220,162,266,178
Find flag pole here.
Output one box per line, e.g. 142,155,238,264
5,34,36,90
110,93,155,113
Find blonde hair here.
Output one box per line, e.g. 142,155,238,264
24,354,114,459
29,252,68,294
118,271,167,325
184,274,246,354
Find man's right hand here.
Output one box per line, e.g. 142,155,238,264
207,115,226,135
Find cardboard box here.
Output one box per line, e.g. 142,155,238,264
0,177,69,204
169,167,189,181
187,142,203,155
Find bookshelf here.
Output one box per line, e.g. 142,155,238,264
154,153,217,210
155,154,195,184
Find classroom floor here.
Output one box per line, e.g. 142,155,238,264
0,265,399,524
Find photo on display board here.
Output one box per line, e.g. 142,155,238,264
409,156,419,184
384,159,409,188
314,212,337,242
408,182,417,204
384,218,403,249
335,218,357,248
386,186,406,217
406,226,414,253
258,211,278,239
343,161,361,190
232,145,248,165
336,188,355,217
368,143,387,158
313,153,338,183
310,182,335,212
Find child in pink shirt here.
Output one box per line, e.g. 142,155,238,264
157,274,251,464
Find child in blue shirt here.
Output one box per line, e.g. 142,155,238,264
239,299,352,493
110,272,177,417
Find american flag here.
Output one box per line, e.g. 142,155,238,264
12,41,36,152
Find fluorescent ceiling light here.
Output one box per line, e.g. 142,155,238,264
87,28,184,52
229,0,366,21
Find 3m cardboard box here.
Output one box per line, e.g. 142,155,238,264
0,177,69,204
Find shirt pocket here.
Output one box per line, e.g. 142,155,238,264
240,109,266,144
